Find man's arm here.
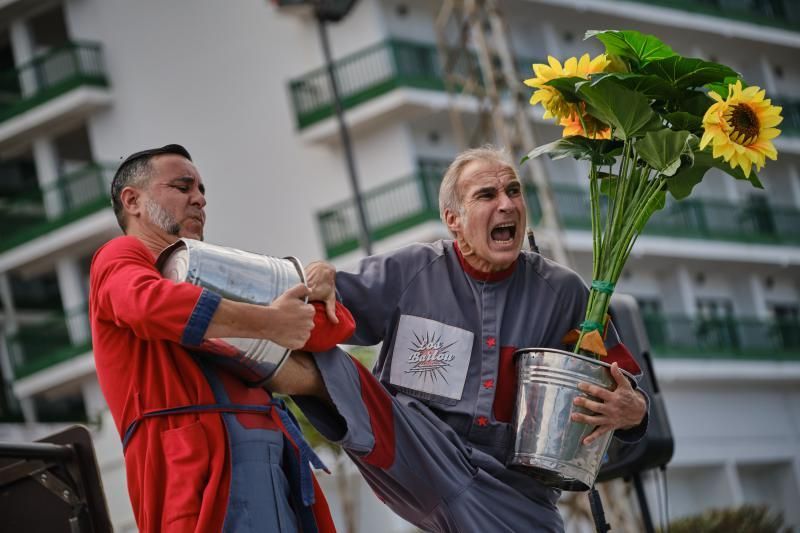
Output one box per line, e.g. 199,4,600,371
267,350,332,403
310,246,433,346
206,284,314,349
92,237,315,348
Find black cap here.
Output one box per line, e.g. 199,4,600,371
112,143,192,191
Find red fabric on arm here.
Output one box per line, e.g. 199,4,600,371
302,301,356,352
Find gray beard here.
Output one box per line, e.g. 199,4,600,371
144,199,181,236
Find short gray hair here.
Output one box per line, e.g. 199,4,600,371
438,146,517,233
110,144,192,231
111,158,152,231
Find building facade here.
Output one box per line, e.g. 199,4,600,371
0,0,798,531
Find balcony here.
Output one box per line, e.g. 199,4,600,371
775,98,800,138
644,314,800,360
317,167,800,258
290,37,800,145
6,306,90,380
289,39,445,129
0,162,116,252
527,184,800,246
289,39,539,132
611,0,800,31
317,159,448,257
0,41,111,150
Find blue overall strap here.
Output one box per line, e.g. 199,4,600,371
282,432,319,533
273,399,330,507
121,403,273,450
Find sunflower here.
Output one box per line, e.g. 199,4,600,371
560,106,611,139
699,80,782,177
524,53,610,121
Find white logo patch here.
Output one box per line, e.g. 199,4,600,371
390,315,473,401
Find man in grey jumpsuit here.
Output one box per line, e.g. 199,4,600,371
289,147,649,532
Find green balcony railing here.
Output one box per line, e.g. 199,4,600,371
318,170,800,258
290,37,800,137
317,159,449,257
6,306,91,380
527,183,800,245
644,313,800,360
289,39,537,129
0,162,116,252
775,98,800,137
611,0,800,31
0,41,108,124
290,39,444,129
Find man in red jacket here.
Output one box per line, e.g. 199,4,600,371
89,144,343,532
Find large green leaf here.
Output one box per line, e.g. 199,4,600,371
635,129,693,176
681,91,715,117
521,136,621,166
705,76,745,100
667,160,708,200
576,77,661,140
642,57,739,89
664,112,702,131
585,30,675,66
589,72,676,101
703,149,764,189
543,76,585,103
667,147,763,200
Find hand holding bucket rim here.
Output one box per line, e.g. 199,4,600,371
157,238,312,384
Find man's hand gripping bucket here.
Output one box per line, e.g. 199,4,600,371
508,347,634,491
156,238,306,386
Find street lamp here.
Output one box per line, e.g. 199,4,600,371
274,0,372,255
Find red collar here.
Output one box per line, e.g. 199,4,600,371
453,241,517,282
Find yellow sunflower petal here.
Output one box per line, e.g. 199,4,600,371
577,53,591,73
699,130,714,150
759,128,781,140
720,142,736,161
563,56,578,74
739,159,752,177
590,54,610,73
760,114,783,129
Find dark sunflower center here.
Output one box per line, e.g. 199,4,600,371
727,103,760,145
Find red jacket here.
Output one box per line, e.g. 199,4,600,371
90,236,339,532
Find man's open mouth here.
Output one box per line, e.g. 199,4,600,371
490,222,516,244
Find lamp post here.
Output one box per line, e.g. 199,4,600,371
275,0,372,255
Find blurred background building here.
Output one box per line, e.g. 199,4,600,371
0,0,798,531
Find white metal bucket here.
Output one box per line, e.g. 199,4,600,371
508,347,632,491
156,238,305,385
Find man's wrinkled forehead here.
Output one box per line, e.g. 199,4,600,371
459,161,519,192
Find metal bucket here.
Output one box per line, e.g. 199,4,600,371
508,347,632,491
156,238,306,385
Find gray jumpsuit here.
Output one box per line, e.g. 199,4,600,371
295,240,647,532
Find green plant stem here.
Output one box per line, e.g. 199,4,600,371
574,138,667,357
